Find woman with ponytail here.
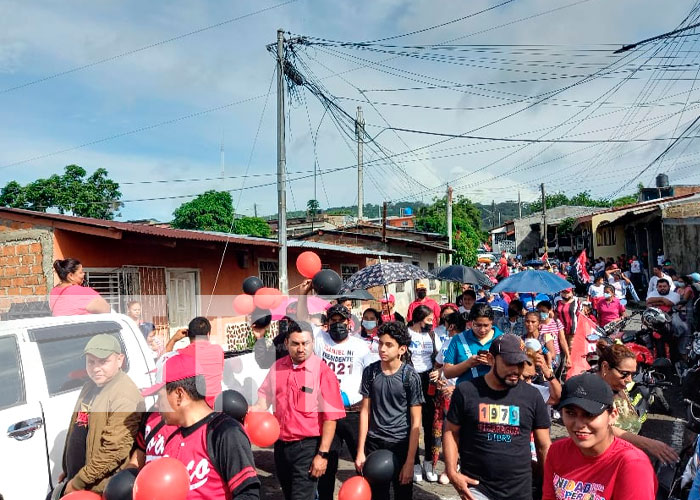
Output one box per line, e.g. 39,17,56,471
50,258,111,316
593,340,678,464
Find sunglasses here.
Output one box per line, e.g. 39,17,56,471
613,366,635,379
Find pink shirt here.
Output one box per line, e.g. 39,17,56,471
595,297,626,326
179,340,224,408
407,298,441,327
258,354,345,441
49,285,102,316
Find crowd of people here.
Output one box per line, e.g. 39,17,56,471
44,255,700,500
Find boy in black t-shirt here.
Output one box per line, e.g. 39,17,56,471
355,322,424,500
444,334,551,500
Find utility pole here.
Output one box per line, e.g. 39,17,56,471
518,190,522,218
253,203,258,218
447,185,453,265
491,199,496,228
498,212,501,225
541,183,548,256
276,29,288,294
356,106,365,220
382,202,388,244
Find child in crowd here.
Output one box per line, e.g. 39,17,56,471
537,301,571,372
356,322,424,500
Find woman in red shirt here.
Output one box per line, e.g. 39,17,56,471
544,373,656,500
50,258,111,316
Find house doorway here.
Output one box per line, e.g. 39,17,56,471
167,270,199,331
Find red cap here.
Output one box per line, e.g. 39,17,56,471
141,353,200,397
610,264,619,270
380,294,395,303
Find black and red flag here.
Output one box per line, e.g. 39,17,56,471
572,250,591,285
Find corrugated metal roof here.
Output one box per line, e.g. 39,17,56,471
0,208,278,247
287,240,409,258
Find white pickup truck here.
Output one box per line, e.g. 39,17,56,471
0,312,270,500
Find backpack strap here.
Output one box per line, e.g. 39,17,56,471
460,331,480,379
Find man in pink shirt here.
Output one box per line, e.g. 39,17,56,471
254,321,345,500
407,282,441,327
166,317,224,408
594,284,626,327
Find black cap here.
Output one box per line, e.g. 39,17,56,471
489,334,528,365
326,304,351,320
557,373,613,416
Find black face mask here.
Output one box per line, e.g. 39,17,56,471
417,290,427,299
421,323,433,333
328,322,349,342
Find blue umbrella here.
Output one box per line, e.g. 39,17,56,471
491,270,572,295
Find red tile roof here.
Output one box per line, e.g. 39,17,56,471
0,208,279,247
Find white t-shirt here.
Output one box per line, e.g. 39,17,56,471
646,290,681,305
588,284,605,298
608,278,626,300
648,274,676,295
630,260,641,273
409,327,443,374
436,335,457,386
313,327,372,405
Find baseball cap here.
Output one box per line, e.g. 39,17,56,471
688,272,700,283
557,373,613,416
380,294,395,304
83,334,122,358
141,353,201,397
326,304,351,320
416,282,427,290
524,338,542,353
609,264,619,270
489,334,529,365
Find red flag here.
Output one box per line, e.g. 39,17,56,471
567,312,598,379
541,252,548,263
573,250,591,284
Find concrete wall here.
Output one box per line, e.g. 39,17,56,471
663,218,700,275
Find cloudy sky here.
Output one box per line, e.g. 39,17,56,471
1,0,700,221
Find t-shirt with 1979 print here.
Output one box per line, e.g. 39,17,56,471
446,376,551,500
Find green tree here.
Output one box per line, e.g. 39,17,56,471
415,195,483,265
172,190,234,232
306,199,320,216
0,165,122,219
234,216,271,237
172,190,272,237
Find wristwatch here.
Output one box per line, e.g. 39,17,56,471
545,373,556,381
317,451,330,459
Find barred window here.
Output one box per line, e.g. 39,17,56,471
341,264,359,282
258,260,279,288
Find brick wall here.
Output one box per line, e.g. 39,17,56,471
0,238,46,292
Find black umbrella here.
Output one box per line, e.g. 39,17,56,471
435,265,492,288
341,262,433,292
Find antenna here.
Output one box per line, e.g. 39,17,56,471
220,129,225,179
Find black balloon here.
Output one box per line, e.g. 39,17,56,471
215,389,248,423
311,269,343,296
250,307,272,328
104,467,138,500
242,276,264,296
363,449,397,485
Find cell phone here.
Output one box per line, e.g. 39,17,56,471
478,350,488,356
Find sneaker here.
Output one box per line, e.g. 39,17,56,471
423,461,438,482
413,464,423,483
439,472,450,485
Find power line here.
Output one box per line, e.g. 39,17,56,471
0,0,299,95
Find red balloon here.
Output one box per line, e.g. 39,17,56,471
244,411,280,448
133,457,190,500
254,287,284,310
233,294,256,316
62,492,101,500
296,251,322,279
338,476,371,500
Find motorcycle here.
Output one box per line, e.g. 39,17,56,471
585,317,673,417
657,399,700,500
